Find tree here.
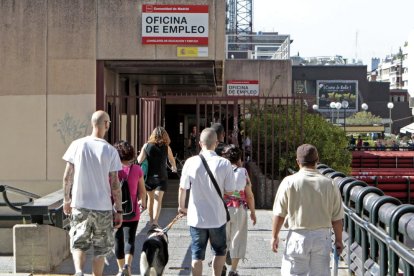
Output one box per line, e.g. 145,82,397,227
246,105,351,176
346,111,382,125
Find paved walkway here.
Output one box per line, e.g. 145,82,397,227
1,208,349,275
53,208,281,276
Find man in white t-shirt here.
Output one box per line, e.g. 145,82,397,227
178,128,235,276
62,110,123,276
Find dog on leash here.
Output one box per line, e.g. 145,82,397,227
140,225,169,276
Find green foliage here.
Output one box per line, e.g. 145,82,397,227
346,111,382,125
246,105,351,176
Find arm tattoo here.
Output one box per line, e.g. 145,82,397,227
63,163,74,202
110,171,122,210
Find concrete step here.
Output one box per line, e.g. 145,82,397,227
163,178,179,208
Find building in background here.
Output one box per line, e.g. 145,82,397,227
292,65,412,135
0,0,293,195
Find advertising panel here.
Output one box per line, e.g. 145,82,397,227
227,80,259,96
316,80,358,111
142,5,209,45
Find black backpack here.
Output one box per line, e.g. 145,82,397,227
120,165,136,220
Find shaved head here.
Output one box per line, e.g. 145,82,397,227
91,110,109,127
200,128,218,149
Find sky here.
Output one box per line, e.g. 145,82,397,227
253,0,414,68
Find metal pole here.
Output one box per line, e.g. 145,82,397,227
344,108,346,131
389,108,392,135
337,109,340,123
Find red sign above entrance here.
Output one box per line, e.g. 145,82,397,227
142,5,209,45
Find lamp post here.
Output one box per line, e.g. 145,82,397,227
361,103,368,112
329,102,336,123
335,102,342,124
387,102,394,135
342,100,349,131
312,104,319,111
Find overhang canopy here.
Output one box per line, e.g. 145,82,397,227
345,125,385,133
104,60,223,93
400,122,414,134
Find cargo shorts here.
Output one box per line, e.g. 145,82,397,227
69,208,114,257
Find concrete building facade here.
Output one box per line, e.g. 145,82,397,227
0,0,291,196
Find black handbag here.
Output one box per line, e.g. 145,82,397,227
199,154,230,222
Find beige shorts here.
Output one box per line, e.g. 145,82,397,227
282,228,331,275
69,208,114,257
226,206,248,258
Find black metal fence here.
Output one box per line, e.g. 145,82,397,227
317,164,414,275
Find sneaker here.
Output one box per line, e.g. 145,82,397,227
221,265,227,276
228,271,239,276
73,272,84,276
122,264,130,276
226,251,232,265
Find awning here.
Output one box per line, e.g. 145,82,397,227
345,125,384,133
400,122,414,134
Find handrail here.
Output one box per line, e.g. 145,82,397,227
319,165,414,274
0,185,40,212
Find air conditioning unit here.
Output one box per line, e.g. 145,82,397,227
410,97,414,108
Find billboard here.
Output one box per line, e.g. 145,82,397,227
142,5,209,45
316,80,358,111
227,80,259,96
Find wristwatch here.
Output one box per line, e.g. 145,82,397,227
115,210,123,214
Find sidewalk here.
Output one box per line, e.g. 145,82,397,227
1,208,349,275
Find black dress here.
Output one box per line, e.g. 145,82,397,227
145,143,168,191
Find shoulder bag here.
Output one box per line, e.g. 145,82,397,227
199,154,230,222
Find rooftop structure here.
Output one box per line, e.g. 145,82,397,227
226,32,291,60
292,55,363,66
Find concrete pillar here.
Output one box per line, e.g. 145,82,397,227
0,228,13,255
13,224,70,273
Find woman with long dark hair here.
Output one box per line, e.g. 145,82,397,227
113,140,146,276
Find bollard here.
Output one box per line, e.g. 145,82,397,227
351,186,384,247
326,171,347,179
354,187,384,217
368,196,401,273
343,180,367,207
388,204,414,275
316,163,329,169
337,177,358,195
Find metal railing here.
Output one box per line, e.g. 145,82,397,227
315,164,414,275
0,184,40,212
0,185,68,229
21,189,69,229
225,34,290,60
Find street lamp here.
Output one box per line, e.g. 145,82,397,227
329,102,336,123
361,103,368,112
387,102,394,135
342,100,349,131
335,102,342,124
312,104,319,111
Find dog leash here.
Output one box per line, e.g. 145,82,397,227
162,213,184,233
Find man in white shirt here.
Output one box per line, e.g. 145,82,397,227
178,128,235,276
62,110,123,276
